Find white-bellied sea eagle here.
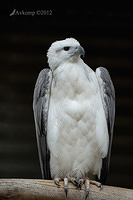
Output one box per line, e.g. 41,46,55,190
33,38,115,199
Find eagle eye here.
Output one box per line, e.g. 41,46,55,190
64,46,70,51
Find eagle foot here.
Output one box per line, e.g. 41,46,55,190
54,177,102,199
71,178,102,199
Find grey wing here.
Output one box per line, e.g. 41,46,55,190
33,68,52,179
96,67,115,184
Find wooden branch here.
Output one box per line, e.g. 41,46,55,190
0,179,133,200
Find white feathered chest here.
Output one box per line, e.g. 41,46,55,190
47,60,109,180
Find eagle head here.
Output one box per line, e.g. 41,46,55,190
47,38,85,70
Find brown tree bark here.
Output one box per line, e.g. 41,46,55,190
0,179,133,200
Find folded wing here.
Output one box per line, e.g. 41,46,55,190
33,68,52,179
96,67,115,184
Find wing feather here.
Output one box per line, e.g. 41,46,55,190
33,68,52,179
96,67,115,184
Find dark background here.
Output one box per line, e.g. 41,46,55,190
0,2,133,189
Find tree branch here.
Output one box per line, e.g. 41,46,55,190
0,179,133,200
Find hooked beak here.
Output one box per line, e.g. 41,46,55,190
70,45,85,57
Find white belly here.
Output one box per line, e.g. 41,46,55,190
47,62,108,180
